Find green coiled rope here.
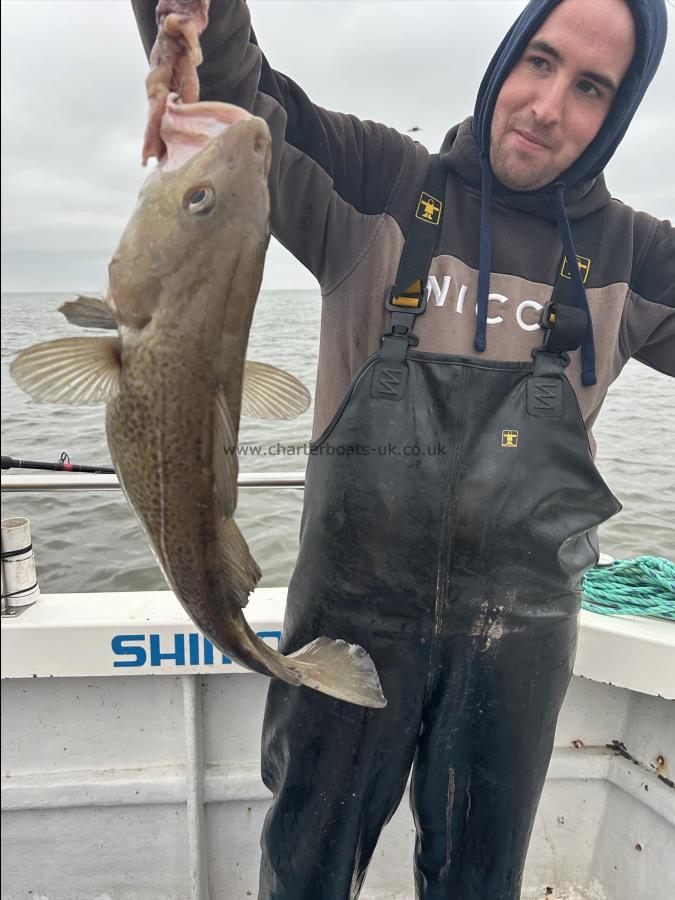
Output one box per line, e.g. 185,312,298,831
581,555,675,621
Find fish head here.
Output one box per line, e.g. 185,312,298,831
108,103,271,332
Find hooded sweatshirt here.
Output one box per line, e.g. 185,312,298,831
133,0,674,448
470,0,669,386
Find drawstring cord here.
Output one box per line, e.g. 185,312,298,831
474,151,493,352
473,162,597,387
553,182,597,386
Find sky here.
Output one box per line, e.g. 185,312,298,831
1,0,673,293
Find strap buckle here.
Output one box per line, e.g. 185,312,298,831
538,300,587,354
385,280,428,315
539,300,558,332
531,345,570,367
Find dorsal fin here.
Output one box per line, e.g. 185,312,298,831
215,517,261,608
59,295,117,330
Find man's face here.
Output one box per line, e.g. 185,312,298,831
490,0,636,191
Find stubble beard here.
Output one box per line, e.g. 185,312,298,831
490,142,553,193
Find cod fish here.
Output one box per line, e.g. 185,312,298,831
11,98,386,709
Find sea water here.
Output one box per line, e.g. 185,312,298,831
1,291,673,594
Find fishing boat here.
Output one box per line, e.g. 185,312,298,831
1,471,674,900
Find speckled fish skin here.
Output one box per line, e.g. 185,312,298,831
11,110,386,707
106,116,281,676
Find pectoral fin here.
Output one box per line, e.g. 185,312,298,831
10,337,121,405
242,361,311,419
59,294,118,330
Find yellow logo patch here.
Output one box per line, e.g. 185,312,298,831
416,192,443,225
561,255,591,284
501,429,519,448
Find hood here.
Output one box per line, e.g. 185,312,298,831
458,0,668,386
441,118,611,222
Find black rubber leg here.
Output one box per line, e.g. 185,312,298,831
410,604,578,899
258,649,428,900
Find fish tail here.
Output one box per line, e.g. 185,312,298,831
226,615,386,709
282,637,387,709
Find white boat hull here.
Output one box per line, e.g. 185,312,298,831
2,590,674,900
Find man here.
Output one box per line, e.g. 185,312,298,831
133,0,672,897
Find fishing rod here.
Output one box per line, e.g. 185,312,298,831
1,452,115,475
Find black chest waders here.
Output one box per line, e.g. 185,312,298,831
258,157,621,900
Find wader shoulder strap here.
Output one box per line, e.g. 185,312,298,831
371,155,446,401
538,208,605,355
380,154,446,363
529,209,605,417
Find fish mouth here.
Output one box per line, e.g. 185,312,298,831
159,93,270,173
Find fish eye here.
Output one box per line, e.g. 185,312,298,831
185,186,216,215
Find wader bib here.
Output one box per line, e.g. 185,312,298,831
258,158,620,900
